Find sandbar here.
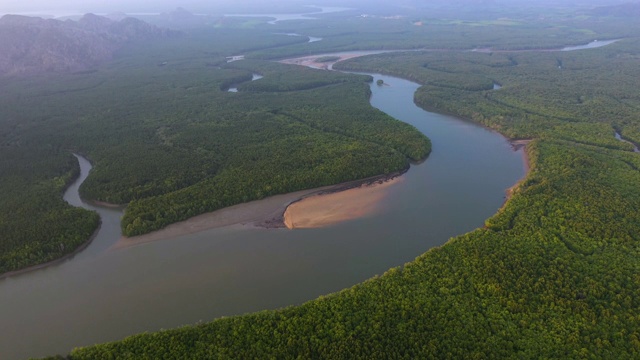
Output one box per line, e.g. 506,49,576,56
279,52,385,70
113,187,324,249
113,171,406,249
284,176,402,229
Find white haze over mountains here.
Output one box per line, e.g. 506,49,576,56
1,0,631,18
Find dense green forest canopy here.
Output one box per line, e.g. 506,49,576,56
334,38,640,146
1,3,639,358
16,1,631,273
48,6,640,360
0,21,432,272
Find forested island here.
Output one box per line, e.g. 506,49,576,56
1,0,639,358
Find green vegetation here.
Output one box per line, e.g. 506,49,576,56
66,136,640,359
0,30,429,271
0,151,99,274
61,8,640,360
120,69,429,235
243,13,631,61
5,4,640,358
334,38,640,146
229,60,358,92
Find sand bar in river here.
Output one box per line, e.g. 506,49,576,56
113,171,405,249
284,176,402,229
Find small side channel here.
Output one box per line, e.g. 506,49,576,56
615,131,640,153
228,73,264,92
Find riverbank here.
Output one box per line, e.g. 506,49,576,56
0,219,102,279
281,52,532,226
279,52,384,70
504,139,532,203
113,170,408,249
0,154,104,279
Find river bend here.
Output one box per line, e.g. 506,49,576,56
0,65,524,360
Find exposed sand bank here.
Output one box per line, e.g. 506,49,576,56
284,176,402,229
113,188,321,249
115,53,532,248
113,171,406,249
279,52,382,70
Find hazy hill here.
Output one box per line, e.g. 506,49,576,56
0,13,175,76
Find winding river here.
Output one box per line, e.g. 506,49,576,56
1,37,620,357
31,33,640,358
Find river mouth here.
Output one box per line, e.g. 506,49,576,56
0,59,525,360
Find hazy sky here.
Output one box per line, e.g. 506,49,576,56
1,0,355,17
0,0,627,16
0,0,266,14
2,0,200,13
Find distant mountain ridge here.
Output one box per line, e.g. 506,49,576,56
0,13,176,76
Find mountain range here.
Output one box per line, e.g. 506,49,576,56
0,13,176,76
